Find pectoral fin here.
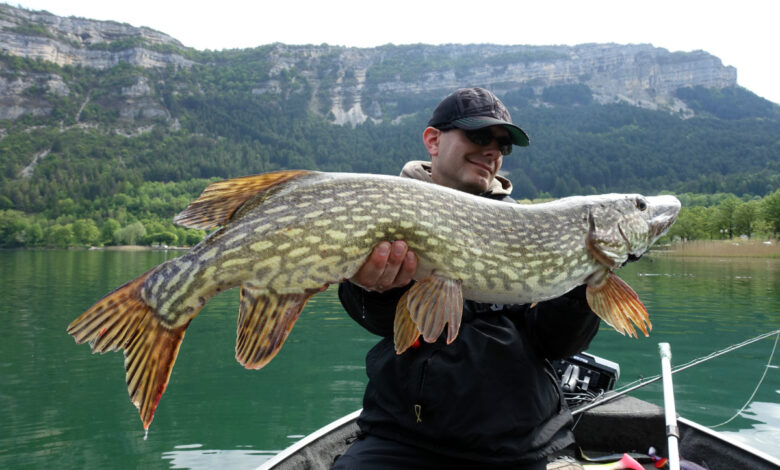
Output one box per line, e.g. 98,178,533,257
235,286,314,369
403,274,463,344
586,273,651,338
393,292,420,354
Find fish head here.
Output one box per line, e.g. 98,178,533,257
587,194,681,267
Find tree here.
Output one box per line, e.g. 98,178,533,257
101,218,121,245
72,219,101,246
762,190,780,236
25,223,44,245
46,224,74,247
143,231,178,246
667,206,710,241
714,196,740,239
114,222,146,245
733,200,760,238
0,210,26,246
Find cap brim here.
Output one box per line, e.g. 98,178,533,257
453,116,530,147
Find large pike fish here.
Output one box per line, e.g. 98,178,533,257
67,170,680,430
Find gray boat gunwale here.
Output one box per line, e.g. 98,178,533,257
257,395,780,470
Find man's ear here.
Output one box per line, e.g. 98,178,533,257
422,127,440,156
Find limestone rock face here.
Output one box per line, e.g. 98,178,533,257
0,4,194,68
245,43,736,125
0,4,740,125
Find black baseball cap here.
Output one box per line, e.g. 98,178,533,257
427,87,530,147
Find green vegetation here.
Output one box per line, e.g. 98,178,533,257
9,22,57,40
0,178,207,248
0,39,779,248
1,186,777,248
663,190,780,241
675,86,778,120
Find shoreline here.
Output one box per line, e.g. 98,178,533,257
88,244,190,251
653,239,779,258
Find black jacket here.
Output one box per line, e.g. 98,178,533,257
338,188,601,465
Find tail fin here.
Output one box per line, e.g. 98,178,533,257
66,268,189,430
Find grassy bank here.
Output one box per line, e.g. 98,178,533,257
657,239,780,258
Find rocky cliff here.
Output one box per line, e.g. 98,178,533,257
0,4,193,68
255,43,737,125
0,4,738,126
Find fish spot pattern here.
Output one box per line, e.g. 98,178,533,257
142,173,658,327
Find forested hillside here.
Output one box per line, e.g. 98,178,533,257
0,4,779,247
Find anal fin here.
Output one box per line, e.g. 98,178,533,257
586,273,651,338
235,286,314,369
403,274,463,345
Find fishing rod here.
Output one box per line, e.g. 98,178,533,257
659,342,681,470
572,328,780,416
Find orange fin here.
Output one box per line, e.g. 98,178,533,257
405,275,463,344
66,268,190,431
586,273,651,338
393,291,421,354
174,170,312,230
235,287,314,369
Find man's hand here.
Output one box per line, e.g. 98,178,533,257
350,241,417,293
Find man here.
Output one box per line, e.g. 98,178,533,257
333,87,600,469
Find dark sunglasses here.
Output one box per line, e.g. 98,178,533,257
436,124,513,156
463,128,513,156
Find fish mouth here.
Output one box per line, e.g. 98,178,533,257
646,195,682,243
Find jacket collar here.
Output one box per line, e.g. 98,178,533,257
399,160,513,197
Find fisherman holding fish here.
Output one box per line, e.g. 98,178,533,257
334,88,599,470
68,85,678,457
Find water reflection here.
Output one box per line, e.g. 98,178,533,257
162,444,276,469
719,400,780,458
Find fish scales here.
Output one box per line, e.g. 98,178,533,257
144,173,639,322
68,170,680,430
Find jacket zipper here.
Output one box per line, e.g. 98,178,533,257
414,356,431,423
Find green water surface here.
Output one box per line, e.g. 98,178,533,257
0,250,778,469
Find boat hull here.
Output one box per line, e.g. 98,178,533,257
257,395,780,470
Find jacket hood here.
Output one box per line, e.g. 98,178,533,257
399,160,513,196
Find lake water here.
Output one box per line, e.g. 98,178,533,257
0,250,778,469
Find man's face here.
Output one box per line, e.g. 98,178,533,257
427,126,508,194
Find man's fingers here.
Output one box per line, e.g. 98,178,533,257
373,241,407,290
393,251,418,287
350,241,416,292
351,242,392,289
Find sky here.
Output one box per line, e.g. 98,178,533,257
7,0,780,104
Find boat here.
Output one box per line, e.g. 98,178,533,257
257,351,780,470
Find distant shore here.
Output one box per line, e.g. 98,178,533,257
88,245,190,251
655,239,779,258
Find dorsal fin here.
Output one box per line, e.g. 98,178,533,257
174,170,313,230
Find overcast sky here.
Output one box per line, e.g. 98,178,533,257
8,0,780,104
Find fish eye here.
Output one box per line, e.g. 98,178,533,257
636,198,647,211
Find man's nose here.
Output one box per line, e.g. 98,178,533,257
481,144,503,158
